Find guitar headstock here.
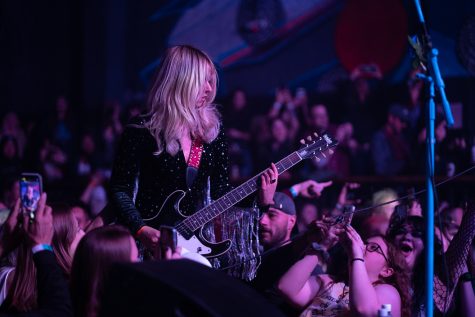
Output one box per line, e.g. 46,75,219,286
296,132,338,161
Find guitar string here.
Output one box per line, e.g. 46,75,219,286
174,150,303,233
175,138,331,234
174,149,321,234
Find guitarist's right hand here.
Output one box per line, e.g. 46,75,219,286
136,226,161,252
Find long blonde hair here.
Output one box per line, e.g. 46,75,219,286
146,45,221,156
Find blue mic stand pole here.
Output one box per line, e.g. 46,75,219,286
413,1,455,316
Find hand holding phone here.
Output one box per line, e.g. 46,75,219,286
333,205,355,227
19,173,43,221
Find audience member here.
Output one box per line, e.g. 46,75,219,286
0,177,19,224
372,104,412,176
296,202,319,234
70,225,139,317
278,224,410,317
0,194,73,316
259,192,296,250
51,204,85,277
0,112,27,159
387,201,475,315
46,96,75,158
356,188,398,240
254,118,294,179
225,89,253,180
0,136,21,180
1,201,81,312
79,171,108,217
70,202,92,231
250,180,332,314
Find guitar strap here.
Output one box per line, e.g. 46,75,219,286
186,138,204,189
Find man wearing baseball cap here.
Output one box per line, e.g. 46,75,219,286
252,185,332,315
259,192,297,250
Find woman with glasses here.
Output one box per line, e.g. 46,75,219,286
277,224,411,317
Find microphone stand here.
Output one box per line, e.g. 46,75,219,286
413,1,455,316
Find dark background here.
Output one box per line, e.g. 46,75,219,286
1,0,474,131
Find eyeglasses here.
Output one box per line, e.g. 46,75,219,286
393,227,423,238
365,242,390,264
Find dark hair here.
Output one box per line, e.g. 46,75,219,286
3,242,37,312
386,215,438,315
382,240,412,317
386,205,425,240
0,134,19,159
51,203,77,277
70,225,132,317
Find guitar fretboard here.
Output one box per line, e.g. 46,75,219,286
179,151,302,232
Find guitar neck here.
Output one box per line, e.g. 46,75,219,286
182,151,302,232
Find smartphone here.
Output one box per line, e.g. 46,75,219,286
341,205,355,226
19,173,43,220
160,225,177,253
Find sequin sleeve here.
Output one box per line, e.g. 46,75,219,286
109,122,148,234
209,126,232,200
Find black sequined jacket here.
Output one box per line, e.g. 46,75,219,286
109,116,233,234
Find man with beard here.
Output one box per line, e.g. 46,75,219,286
259,192,297,250
251,191,311,316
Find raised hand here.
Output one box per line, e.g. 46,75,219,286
292,179,332,198
338,225,365,260
306,218,343,251
259,163,278,206
23,193,54,246
337,182,361,206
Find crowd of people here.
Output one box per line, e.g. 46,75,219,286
0,44,473,316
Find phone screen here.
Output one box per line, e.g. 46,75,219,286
342,205,355,226
19,173,43,216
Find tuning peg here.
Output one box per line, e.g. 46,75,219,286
321,152,327,158
328,149,334,155
307,136,312,142
300,139,306,145
313,157,321,162
313,132,319,138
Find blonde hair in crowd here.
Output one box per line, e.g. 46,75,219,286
146,45,221,156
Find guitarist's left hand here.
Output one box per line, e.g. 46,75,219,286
160,246,182,260
258,163,278,206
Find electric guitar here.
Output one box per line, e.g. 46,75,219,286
143,133,338,260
